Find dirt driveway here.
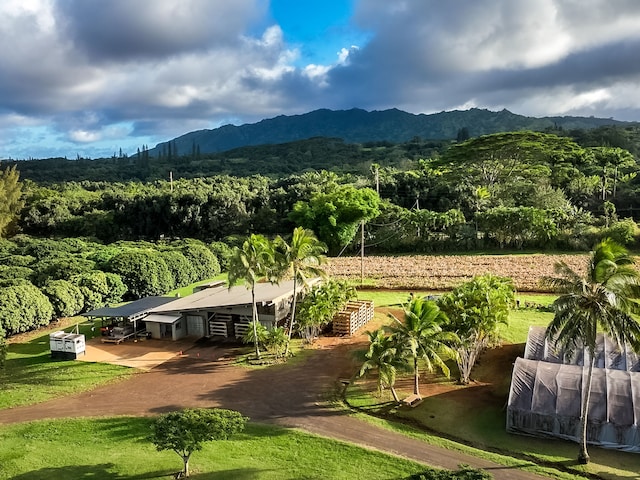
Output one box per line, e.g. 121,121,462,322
79,336,200,370
0,330,548,480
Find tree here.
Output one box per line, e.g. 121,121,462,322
0,335,6,370
358,328,410,402
276,227,327,357
227,234,281,359
438,275,515,384
296,280,356,343
151,408,247,478
289,185,380,253
42,279,85,318
108,250,174,299
0,282,53,336
542,238,640,464
0,165,24,238
388,297,458,397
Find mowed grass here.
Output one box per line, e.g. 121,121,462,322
0,318,133,409
0,417,429,480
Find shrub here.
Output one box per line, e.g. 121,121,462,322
0,282,54,336
72,270,125,310
209,241,233,270
181,242,221,281
599,218,638,246
108,250,174,299
160,250,196,288
42,279,85,318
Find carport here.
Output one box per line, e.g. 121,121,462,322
83,296,180,342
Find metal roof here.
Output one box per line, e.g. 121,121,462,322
150,279,317,314
144,313,182,324
83,296,178,320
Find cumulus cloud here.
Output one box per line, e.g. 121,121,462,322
2,0,640,158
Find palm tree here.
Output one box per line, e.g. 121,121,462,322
227,234,279,360
388,297,458,397
277,227,327,357
358,328,410,403
542,238,640,464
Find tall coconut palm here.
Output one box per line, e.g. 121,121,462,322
389,297,458,397
277,227,327,357
227,234,279,360
542,238,640,464
358,328,410,403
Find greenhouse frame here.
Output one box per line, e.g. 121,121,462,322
507,326,640,452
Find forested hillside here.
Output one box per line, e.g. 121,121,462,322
6,123,640,184
150,107,632,156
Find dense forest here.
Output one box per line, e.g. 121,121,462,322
2,126,640,340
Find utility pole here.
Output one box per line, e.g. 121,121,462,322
375,165,379,195
169,171,173,192
416,193,420,237
360,220,365,285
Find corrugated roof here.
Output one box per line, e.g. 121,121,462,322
83,296,178,319
144,313,182,324
150,279,313,314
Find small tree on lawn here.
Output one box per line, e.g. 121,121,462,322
358,328,410,403
151,408,247,478
389,297,458,397
438,274,515,384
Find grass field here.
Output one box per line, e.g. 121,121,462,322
0,318,134,409
0,418,430,480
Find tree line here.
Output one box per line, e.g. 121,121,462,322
6,130,640,254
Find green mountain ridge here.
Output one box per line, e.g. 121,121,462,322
151,107,631,156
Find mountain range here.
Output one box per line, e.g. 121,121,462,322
150,107,631,157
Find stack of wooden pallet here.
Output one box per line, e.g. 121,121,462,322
332,300,374,336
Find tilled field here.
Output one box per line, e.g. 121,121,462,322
326,253,589,291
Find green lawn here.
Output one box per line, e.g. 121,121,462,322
166,274,227,298
0,418,432,480
0,319,133,409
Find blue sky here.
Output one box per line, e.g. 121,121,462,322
1,0,640,160
269,0,369,66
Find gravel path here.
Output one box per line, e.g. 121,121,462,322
0,340,550,480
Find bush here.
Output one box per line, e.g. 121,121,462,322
209,241,233,270
160,250,196,288
599,218,638,246
406,464,493,479
0,282,54,336
181,242,221,281
72,270,125,310
30,255,96,286
108,250,174,299
42,279,85,318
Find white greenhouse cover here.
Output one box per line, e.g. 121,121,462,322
507,326,640,452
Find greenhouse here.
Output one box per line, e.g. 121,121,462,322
507,326,640,452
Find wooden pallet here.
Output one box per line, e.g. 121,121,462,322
332,300,374,336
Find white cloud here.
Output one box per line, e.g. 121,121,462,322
3,0,640,158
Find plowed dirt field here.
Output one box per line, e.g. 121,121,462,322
326,253,589,291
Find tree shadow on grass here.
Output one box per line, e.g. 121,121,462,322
187,468,267,479
10,463,169,480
